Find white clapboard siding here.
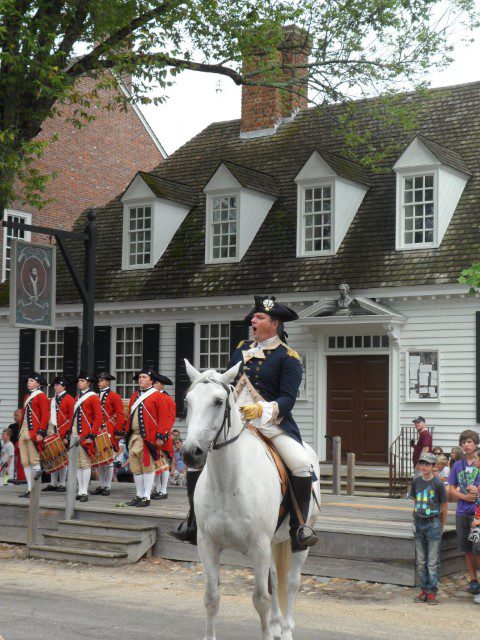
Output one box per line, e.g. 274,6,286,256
393,295,480,451
0,321,21,427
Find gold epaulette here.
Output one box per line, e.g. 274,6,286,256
286,347,300,360
236,339,246,349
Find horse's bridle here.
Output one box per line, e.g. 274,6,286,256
208,380,248,451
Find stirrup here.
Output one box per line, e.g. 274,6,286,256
168,520,197,546
290,524,318,552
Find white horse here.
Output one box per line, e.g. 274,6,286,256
182,360,321,640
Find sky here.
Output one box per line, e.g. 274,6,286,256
140,21,480,156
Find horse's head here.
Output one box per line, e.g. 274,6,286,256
181,359,241,468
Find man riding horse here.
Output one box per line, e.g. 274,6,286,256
171,295,318,552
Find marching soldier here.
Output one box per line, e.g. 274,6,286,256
43,376,75,492
152,374,176,500
126,368,169,507
92,371,125,496
68,373,102,502
171,295,318,552
18,372,50,498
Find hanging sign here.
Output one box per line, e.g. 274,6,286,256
10,239,56,329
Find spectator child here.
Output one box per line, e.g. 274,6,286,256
432,447,444,456
448,430,480,594
450,446,465,469
0,429,15,486
170,438,187,486
411,452,448,605
435,455,450,484
171,429,180,440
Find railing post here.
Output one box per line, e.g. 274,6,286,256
332,436,341,495
65,434,79,520
347,452,355,496
26,469,42,550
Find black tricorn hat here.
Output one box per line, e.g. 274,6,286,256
155,374,173,386
133,368,161,382
244,296,299,324
97,371,116,381
74,372,98,383
49,375,71,388
24,371,48,385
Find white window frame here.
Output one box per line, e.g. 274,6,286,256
205,191,240,264
405,349,440,402
115,325,143,398
37,328,64,397
396,168,438,250
296,181,335,257
121,200,154,270
196,322,231,371
2,209,32,282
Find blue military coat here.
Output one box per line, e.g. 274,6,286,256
228,338,303,444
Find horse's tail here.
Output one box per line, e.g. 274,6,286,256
272,539,291,613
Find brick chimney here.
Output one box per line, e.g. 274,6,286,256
240,25,310,138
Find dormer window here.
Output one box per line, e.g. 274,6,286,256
127,205,152,266
302,185,332,253
203,162,277,265
402,174,435,246
210,195,238,261
394,135,470,251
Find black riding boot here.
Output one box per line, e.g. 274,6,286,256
289,475,318,552
169,469,201,545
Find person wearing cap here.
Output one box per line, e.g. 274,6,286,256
18,372,50,498
411,416,432,471
151,374,176,500
410,451,448,605
42,376,75,492
67,373,103,502
126,368,170,507
91,372,125,496
171,295,318,553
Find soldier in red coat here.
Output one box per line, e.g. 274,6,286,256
91,371,125,496
68,373,102,502
42,375,75,493
152,374,176,500
126,368,169,507
18,372,50,498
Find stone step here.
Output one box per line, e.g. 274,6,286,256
57,519,157,539
28,544,129,566
43,532,142,552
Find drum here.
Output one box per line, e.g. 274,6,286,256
40,434,68,473
154,451,169,476
91,431,115,467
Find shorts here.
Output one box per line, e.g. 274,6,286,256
456,514,480,553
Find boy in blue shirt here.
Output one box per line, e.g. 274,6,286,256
410,452,448,605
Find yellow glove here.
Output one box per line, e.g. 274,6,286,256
240,403,263,421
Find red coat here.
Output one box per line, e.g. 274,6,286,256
21,391,50,441
68,392,103,458
161,390,176,458
127,389,169,465
54,392,75,440
99,388,125,448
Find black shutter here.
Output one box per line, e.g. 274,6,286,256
477,312,480,423
94,326,111,373
142,324,160,371
230,320,249,357
175,322,194,418
63,327,79,397
18,329,35,406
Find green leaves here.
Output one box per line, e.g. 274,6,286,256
459,264,480,295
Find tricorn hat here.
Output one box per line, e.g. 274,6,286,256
24,371,48,385
133,368,161,382
244,296,298,325
74,372,98,383
97,371,116,381
155,374,173,386
49,375,71,388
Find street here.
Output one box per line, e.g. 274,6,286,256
0,549,476,640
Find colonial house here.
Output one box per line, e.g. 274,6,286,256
1,43,479,464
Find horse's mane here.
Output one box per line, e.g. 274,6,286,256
188,369,237,400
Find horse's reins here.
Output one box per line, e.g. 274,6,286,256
210,381,248,451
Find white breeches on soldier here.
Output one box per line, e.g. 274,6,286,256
50,466,67,487
19,423,41,490
76,467,91,496
98,464,113,489
237,386,311,477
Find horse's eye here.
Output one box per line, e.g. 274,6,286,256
214,398,223,406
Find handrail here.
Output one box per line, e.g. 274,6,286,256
388,426,434,498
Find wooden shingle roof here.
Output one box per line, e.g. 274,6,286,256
53,81,480,304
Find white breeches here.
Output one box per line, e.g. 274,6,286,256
256,424,311,477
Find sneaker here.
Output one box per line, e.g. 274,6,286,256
473,593,480,604
413,591,427,603
426,593,438,605
467,580,480,595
